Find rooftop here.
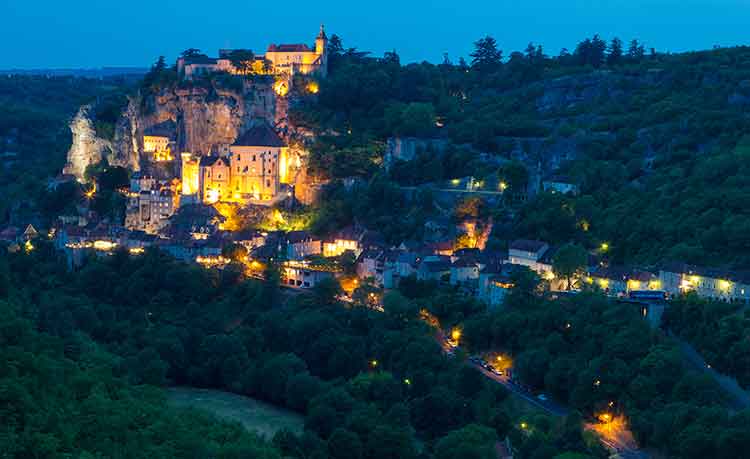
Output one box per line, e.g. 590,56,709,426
267,44,311,53
233,124,285,148
509,239,549,253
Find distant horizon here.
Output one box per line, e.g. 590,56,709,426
2,0,749,69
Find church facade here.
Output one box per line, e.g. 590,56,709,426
180,123,289,206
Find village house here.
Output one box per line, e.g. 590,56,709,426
659,262,750,302
449,257,481,286
177,25,328,79
508,239,554,277
417,256,452,282
223,229,266,253
323,226,362,257
587,266,660,297
356,248,401,289
282,260,338,289
285,230,322,260
142,121,176,162
125,174,178,234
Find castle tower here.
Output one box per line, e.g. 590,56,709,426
315,24,328,77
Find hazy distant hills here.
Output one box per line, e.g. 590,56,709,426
0,67,148,78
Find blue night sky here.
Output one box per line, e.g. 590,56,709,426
1,0,748,69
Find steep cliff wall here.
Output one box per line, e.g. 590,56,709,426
64,77,302,182
63,105,112,180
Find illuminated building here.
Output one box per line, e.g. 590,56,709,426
180,123,288,206
587,266,659,297
125,174,178,234
323,226,362,257
282,260,339,289
177,25,328,79
659,262,750,302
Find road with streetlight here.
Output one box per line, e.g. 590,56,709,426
439,335,648,459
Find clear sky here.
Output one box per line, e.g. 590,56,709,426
1,0,748,69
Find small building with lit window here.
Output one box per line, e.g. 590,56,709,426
659,263,750,302
586,266,659,297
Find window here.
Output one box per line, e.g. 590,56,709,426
237,154,241,161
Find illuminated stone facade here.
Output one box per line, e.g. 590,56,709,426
177,25,328,80
181,124,288,205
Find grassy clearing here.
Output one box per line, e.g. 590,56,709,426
167,387,304,438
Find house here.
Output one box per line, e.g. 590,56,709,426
508,239,552,275
587,266,659,297
356,248,402,289
143,120,176,162
323,226,362,257
125,178,177,234
285,231,322,260
282,260,338,289
417,256,451,282
450,257,481,286
659,263,750,302
223,229,266,252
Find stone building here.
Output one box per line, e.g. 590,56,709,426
125,174,178,234
181,123,288,206
177,25,328,79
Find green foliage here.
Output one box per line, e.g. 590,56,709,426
0,296,281,459
462,289,750,458
0,246,602,459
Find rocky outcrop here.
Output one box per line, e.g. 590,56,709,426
64,77,303,182
63,105,112,181
141,79,280,156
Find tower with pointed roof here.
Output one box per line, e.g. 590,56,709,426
315,24,328,77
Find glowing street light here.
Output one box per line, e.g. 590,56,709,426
600,243,609,252
451,328,462,342
370,359,378,368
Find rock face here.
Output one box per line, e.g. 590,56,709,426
63,105,112,181
64,78,286,181
142,79,281,156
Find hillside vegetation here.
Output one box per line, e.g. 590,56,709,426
296,38,750,267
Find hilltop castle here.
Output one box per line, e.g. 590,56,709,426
177,25,328,79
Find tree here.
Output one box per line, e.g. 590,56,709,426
180,48,204,59
470,36,502,73
552,244,588,290
226,49,255,74
328,429,362,459
434,424,496,459
627,39,645,61
607,37,623,66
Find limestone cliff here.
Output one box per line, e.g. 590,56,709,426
63,105,112,181
64,77,303,182
140,79,282,156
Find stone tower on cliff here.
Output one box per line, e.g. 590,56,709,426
315,24,328,77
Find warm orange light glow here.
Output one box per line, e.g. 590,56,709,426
84,182,97,199
274,79,289,96
306,81,319,94
598,413,612,423
129,247,145,255
93,240,117,251
451,328,462,342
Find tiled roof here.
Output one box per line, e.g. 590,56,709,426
199,155,230,167
509,239,548,252
233,124,285,147
267,44,311,52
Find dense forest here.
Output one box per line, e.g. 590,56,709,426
663,294,750,389
0,244,607,459
292,36,750,268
